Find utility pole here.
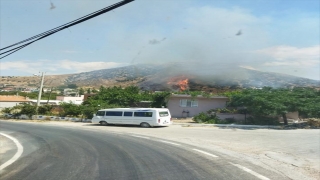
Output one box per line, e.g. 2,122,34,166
36,72,45,113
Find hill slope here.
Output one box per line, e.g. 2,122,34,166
2,64,319,91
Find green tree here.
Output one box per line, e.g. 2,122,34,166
0,91,58,100
12,103,37,118
79,88,85,95
151,91,171,108
228,87,320,125
1,107,12,114
92,88,98,93
38,104,53,115
60,102,82,117
67,84,78,89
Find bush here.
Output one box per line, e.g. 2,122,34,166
245,116,279,125
306,118,320,127
207,108,237,114
193,112,219,124
225,118,235,124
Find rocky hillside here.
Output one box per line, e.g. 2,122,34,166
66,63,320,91
1,63,319,91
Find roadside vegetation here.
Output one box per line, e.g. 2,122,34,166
1,86,319,126
1,86,171,120
227,87,320,125
0,91,58,100
192,87,320,126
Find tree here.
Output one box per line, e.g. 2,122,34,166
81,86,173,117
92,88,98,93
67,84,78,89
38,104,53,115
60,102,82,117
1,107,12,114
12,103,37,118
79,88,85,95
292,87,320,118
151,91,171,108
228,87,320,125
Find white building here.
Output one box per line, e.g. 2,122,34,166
56,95,84,105
0,95,32,110
29,100,62,105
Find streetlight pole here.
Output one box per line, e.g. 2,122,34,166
36,72,45,113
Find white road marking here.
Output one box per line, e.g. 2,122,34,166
0,133,24,171
130,135,150,139
109,132,123,135
159,140,181,146
229,162,270,180
192,149,218,158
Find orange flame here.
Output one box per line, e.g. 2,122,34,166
178,79,188,91
167,76,189,91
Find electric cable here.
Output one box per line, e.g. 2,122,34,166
0,0,129,51
0,0,134,59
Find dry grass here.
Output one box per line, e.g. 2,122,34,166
172,118,195,123
305,118,320,127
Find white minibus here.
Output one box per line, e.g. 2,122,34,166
91,108,172,127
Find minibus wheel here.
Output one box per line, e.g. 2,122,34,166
140,122,150,128
100,121,108,126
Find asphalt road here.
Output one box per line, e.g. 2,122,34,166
0,121,288,180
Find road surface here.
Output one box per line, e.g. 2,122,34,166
0,121,291,180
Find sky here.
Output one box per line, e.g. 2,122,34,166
0,0,319,80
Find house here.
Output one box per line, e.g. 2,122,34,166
63,88,77,96
0,87,14,92
167,94,229,118
56,95,84,105
83,93,97,101
0,95,32,110
29,100,62,105
168,94,300,122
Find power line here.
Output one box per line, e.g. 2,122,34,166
0,0,134,59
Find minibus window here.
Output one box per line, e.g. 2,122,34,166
159,111,169,117
134,112,153,117
124,112,133,116
106,111,123,116
96,111,106,116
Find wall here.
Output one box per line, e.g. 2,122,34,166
56,95,84,105
168,97,228,118
286,111,299,119
216,113,248,121
0,102,21,109
0,95,31,109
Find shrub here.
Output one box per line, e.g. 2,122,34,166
193,112,219,124
306,118,320,127
207,108,237,114
245,116,279,125
225,117,235,124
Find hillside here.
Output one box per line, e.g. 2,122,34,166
0,74,71,88
1,63,319,91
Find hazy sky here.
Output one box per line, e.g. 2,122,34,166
1,0,319,80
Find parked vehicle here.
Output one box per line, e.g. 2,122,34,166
19,114,29,119
91,108,172,127
3,113,13,118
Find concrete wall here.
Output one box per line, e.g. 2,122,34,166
286,111,299,120
56,95,84,105
168,97,228,118
0,102,21,109
216,113,248,121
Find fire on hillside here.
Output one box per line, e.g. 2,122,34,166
167,76,189,91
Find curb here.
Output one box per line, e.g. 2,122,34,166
173,123,282,129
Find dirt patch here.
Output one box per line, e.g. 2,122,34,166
172,118,194,123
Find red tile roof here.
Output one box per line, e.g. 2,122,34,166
0,96,31,102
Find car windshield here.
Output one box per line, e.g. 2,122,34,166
0,1,319,180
